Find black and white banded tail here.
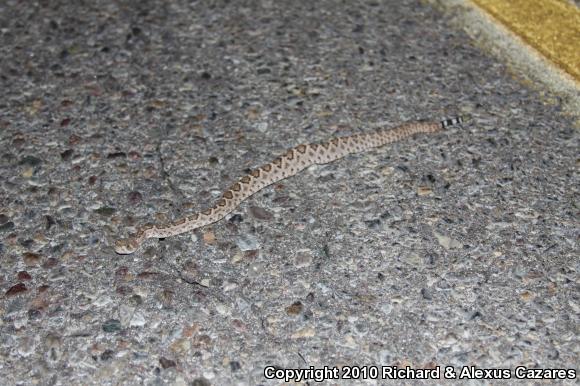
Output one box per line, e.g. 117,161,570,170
440,116,463,129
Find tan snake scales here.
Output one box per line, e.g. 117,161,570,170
115,117,463,254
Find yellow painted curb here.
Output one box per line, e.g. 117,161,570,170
427,0,580,120
470,0,580,82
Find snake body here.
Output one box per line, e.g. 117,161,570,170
114,117,462,254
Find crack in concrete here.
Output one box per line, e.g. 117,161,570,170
157,139,186,202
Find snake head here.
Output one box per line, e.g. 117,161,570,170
114,238,139,255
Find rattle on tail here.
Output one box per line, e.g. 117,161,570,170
115,116,463,254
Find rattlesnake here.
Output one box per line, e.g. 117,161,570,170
114,116,463,254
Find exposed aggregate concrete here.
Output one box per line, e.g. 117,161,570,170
0,0,577,384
